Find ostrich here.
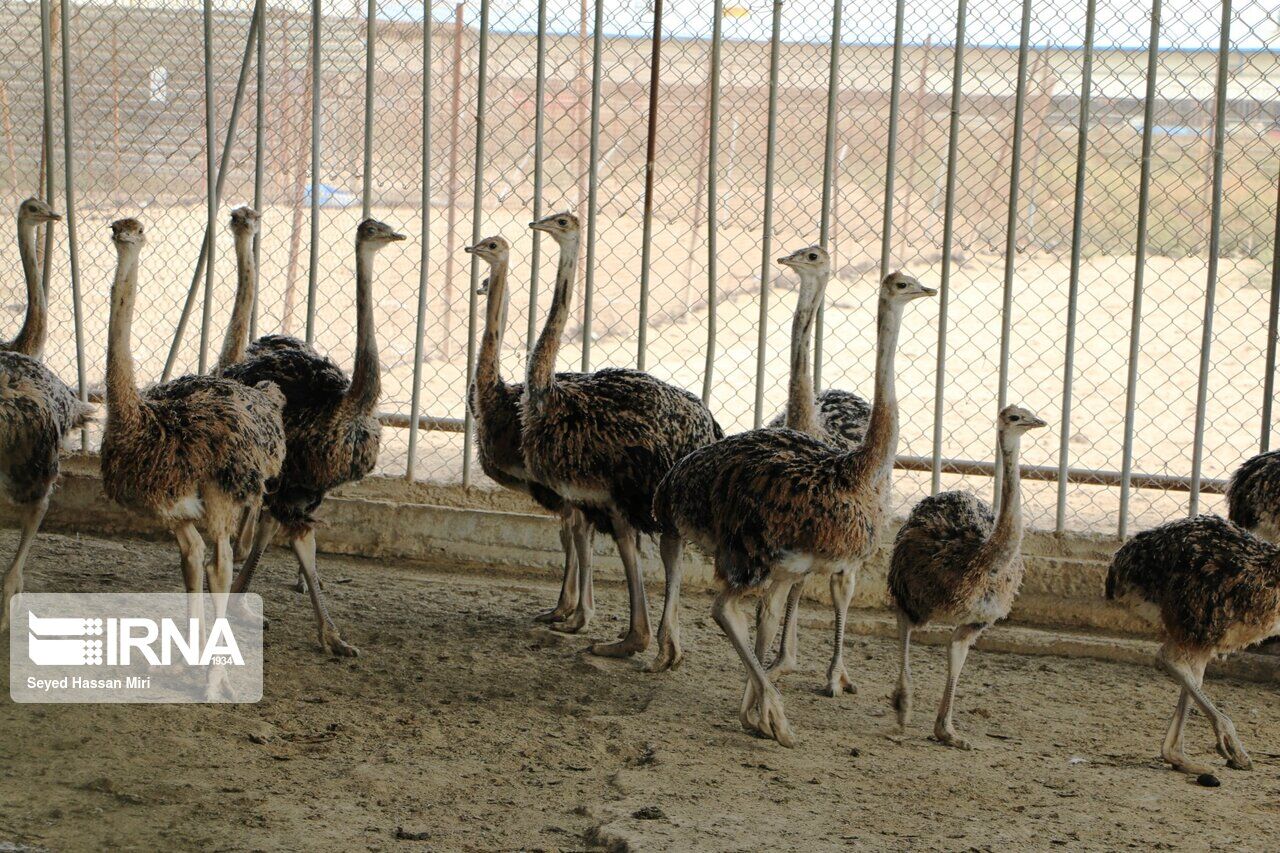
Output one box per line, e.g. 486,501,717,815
1226,450,1280,543
464,234,595,628
654,271,936,745
99,218,285,695
521,211,723,658
1107,514,1278,776
1,198,92,630
761,245,872,684
226,217,404,657
887,404,1047,749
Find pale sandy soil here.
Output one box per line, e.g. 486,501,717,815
6,202,1268,535
3,527,1280,851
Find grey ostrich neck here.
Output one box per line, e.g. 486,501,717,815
984,432,1024,563
526,232,580,408
218,229,255,371
7,212,45,357
784,266,826,439
342,239,381,417
475,256,510,398
105,244,143,424
844,295,902,487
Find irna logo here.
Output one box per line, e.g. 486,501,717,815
27,611,245,667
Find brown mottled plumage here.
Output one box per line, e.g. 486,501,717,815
100,218,284,697
464,235,600,630
226,216,403,657
1,199,92,630
521,212,723,658
1107,514,1280,775
654,271,935,746
1226,450,1280,542
887,405,1046,749
754,245,872,684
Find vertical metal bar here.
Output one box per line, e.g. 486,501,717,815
198,0,217,374
879,0,907,281
161,3,263,380
707,0,724,410
1188,0,1234,514
38,0,54,296
525,0,548,356
813,0,843,390
57,0,85,445
1261,168,1280,454
580,0,605,372
251,0,266,341
635,0,664,372
752,0,783,426
361,0,376,218
462,0,490,487
305,0,322,344
443,3,463,359
1054,0,1097,532
407,0,433,481
930,0,967,494
992,0,1034,509
1118,0,1162,537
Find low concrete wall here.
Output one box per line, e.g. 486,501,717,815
9,454,1276,682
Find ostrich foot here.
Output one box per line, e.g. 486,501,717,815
321,629,359,658
589,630,650,658
295,571,324,594
891,685,912,730
533,603,574,624
1162,747,1216,777
744,688,796,748
766,653,798,683
825,664,857,697
204,665,236,702
551,607,592,635
932,722,972,751
1215,726,1252,771
645,631,683,673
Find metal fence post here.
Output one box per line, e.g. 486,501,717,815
407,1,433,481
1188,0,1234,514
878,0,906,281
361,0,376,218
461,0,490,488
251,0,266,340
198,0,217,374
1262,168,1280,454
635,0,664,372
38,0,54,299
525,0,548,356
752,0,783,426
57,0,85,445
813,0,844,390
580,0,605,372
704,0,724,409
930,0,967,494
305,0,323,344
1054,0,1098,533
1118,0,1163,537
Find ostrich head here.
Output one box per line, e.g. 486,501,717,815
229,206,260,236
109,218,145,248
998,404,1047,435
465,235,510,295
356,218,406,249
881,271,936,303
529,211,580,244
776,244,830,277
18,197,61,224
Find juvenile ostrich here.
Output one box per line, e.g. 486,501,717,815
888,404,1047,749
1226,450,1280,542
655,271,935,744
216,206,260,373
1107,514,1279,776
521,212,723,658
99,218,285,695
465,235,594,628
1,199,92,629
227,217,404,656
761,245,872,683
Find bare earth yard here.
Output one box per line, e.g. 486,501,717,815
2,528,1279,851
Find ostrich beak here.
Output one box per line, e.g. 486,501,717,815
1025,415,1048,429
463,244,477,254
44,211,62,222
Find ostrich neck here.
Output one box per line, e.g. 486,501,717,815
105,247,143,423
526,233,579,406
785,269,824,439
845,296,902,488
343,243,381,417
7,215,45,356
475,258,510,400
218,230,255,371
985,436,1024,562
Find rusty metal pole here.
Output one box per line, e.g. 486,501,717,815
442,2,464,358
635,0,664,371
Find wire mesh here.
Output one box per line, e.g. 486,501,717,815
2,0,1278,537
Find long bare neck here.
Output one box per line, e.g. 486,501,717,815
844,296,902,487
217,231,255,371
6,215,45,356
105,247,143,423
985,434,1024,561
475,258,510,400
526,233,579,403
785,270,824,438
343,242,380,417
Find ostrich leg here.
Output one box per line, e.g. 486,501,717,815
933,622,985,749
589,512,650,657
713,588,795,748
647,532,685,672
291,529,358,657
1158,644,1251,771
535,510,580,623
824,568,859,696
0,494,49,632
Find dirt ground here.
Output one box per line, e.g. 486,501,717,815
2,527,1280,852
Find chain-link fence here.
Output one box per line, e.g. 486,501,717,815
3,0,1279,537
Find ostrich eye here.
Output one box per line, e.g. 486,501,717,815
558,218,567,226
896,281,906,288
1010,415,1020,422
489,242,497,250
808,253,817,261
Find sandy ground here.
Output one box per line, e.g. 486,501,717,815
2,527,1280,852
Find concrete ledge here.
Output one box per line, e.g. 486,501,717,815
6,454,1275,683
